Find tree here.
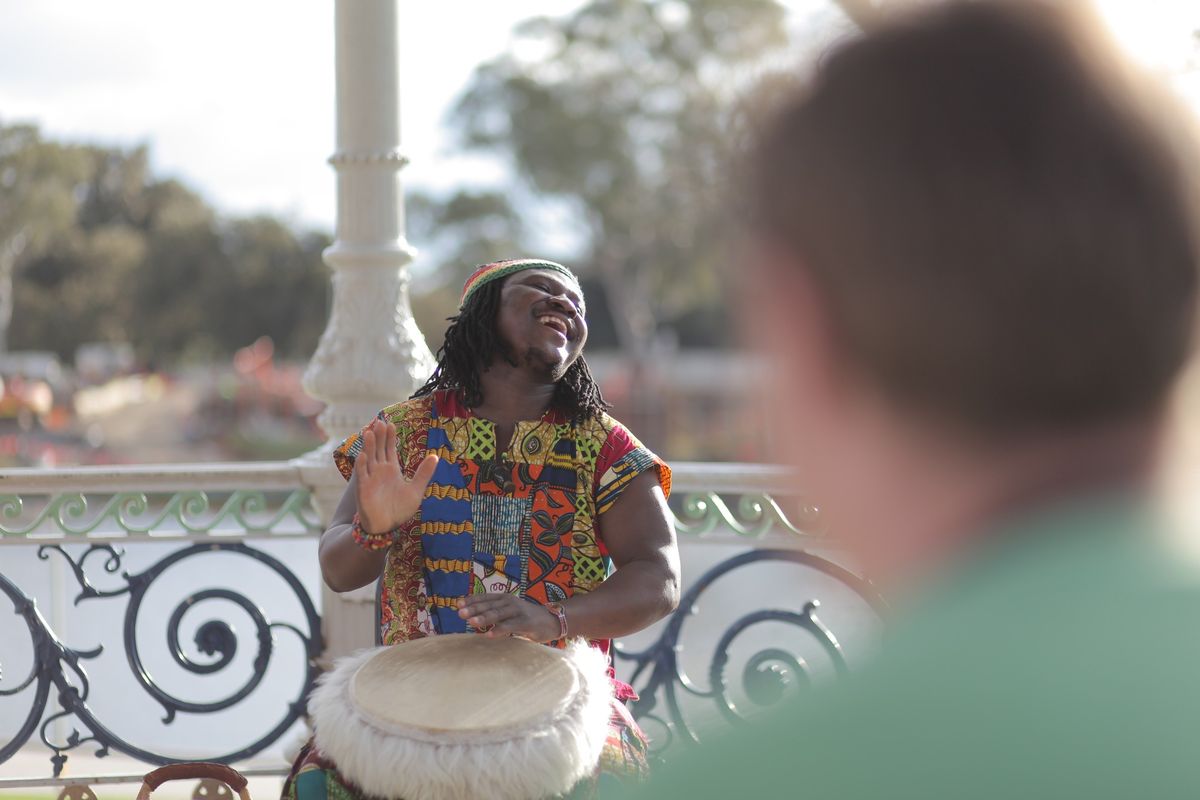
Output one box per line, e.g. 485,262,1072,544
0,122,330,366
409,0,789,443
0,125,93,352
442,0,788,355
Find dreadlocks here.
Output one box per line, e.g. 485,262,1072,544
412,277,611,422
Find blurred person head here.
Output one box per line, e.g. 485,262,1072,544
742,0,1200,584
413,258,609,421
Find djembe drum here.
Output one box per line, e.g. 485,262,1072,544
308,634,612,800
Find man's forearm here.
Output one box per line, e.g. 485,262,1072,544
318,524,388,593
556,559,680,640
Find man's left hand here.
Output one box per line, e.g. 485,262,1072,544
457,593,561,642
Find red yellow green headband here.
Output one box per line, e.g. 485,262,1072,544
460,259,581,308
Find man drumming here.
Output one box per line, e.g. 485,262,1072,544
285,258,680,797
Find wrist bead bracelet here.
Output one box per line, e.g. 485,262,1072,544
350,512,397,551
546,601,569,640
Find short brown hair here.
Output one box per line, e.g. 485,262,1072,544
750,0,1199,434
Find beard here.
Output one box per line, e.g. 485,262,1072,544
519,345,571,382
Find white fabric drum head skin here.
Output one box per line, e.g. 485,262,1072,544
349,635,577,734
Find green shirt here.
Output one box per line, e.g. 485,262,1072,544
621,497,1200,798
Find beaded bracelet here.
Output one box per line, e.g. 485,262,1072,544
546,602,569,640
350,512,397,551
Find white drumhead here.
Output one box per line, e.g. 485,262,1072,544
349,635,580,735
311,637,613,800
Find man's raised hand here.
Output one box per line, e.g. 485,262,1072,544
353,418,438,534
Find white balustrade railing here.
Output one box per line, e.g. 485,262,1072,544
0,460,818,546
0,457,856,788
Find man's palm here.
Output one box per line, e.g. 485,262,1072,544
353,419,437,533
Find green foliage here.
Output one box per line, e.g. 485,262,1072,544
407,188,530,345
407,188,527,285
2,1,792,363
0,122,329,364
419,0,788,350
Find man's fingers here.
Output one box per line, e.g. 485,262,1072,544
458,595,513,617
469,605,518,629
458,592,517,608
384,422,398,465
455,594,543,639
374,419,390,464
488,616,536,638
410,453,439,491
468,609,516,628
361,425,376,459
354,437,372,479
486,623,519,638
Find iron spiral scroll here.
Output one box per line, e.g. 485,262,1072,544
0,542,323,774
614,548,884,756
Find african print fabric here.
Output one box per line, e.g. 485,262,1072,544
286,390,669,798
331,389,671,650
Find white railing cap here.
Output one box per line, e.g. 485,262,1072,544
0,461,305,493
670,461,796,495
0,460,798,496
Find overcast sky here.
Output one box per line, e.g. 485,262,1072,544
0,1,1197,237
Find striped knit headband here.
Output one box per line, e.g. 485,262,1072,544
460,258,582,308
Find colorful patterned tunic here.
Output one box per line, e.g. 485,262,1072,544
333,390,670,650
283,390,670,799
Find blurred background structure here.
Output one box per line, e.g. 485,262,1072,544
0,0,1198,793
0,0,1195,466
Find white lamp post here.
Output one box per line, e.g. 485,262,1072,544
297,0,434,663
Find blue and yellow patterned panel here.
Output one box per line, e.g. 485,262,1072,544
420,426,474,633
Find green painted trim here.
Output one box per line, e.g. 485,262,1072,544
672,491,820,538
0,489,321,537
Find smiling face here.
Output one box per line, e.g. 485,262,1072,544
493,268,588,379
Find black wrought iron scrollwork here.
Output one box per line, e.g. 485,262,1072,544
0,542,322,774
614,548,883,757
0,571,64,766
38,544,129,601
